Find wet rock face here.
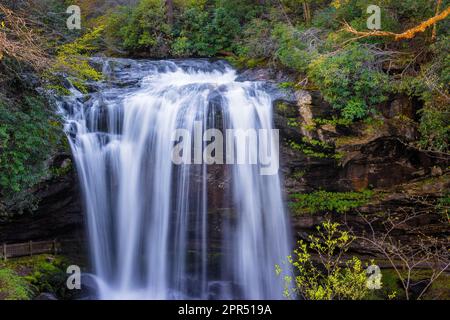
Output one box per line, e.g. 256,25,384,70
377,94,420,121
269,73,449,259
293,173,450,258
281,146,341,194
235,67,297,84
34,292,58,300
272,80,447,194
0,154,84,243
340,137,447,190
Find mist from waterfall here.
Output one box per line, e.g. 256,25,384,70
59,59,291,299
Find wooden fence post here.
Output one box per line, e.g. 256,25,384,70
2,243,6,261
29,240,33,257
53,239,57,255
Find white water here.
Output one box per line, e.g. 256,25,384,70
60,59,291,299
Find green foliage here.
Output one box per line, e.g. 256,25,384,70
210,7,241,51
418,105,449,152
272,24,317,73
213,0,263,23
171,36,191,57
396,35,449,152
0,268,31,300
437,192,450,221
23,256,70,297
390,0,435,24
276,220,370,300
314,116,353,127
308,46,390,121
99,0,269,58
2,254,77,299
287,137,342,160
236,18,272,58
0,95,63,202
289,190,374,215
287,117,299,127
108,0,171,56
312,6,339,30
103,0,251,57
173,6,213,56
173,4,241,57
49,27,104,93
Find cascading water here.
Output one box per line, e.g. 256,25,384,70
59,58,291,299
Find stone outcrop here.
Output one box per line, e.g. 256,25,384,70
269,73,449,259
0,154,84,244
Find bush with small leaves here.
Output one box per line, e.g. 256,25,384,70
308,46,390,121
276,220,371,300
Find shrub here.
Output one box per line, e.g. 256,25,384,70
23,256,70,298
418,105,449,152
276,220,370,300
289,190,374,215
2,254,76,299
312,6,339,30
235,18,276,60
49,26,104,93
106,0,171,56
0,268,31,300
272,23,318,73
308,46,390,121
396,35,449,153
174,6,214,56
0,95,63,204
213,0,263,23
174,4,241,57
212,7,241,50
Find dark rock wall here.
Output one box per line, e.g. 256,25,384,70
0,154,84,244
270,75,449,258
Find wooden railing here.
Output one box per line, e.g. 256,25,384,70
1,240,60,260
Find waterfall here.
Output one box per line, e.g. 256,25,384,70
59,59,291,299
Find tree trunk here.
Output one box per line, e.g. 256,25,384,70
432,0,442,40
302,1,311,24
165,0,174,26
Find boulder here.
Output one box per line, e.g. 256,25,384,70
339,137,447,190
34,292,58,300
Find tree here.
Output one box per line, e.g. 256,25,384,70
276,220,370,300
302,0,311,24
165,0,174,26
352,209,450,300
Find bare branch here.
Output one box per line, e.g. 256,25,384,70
0,4,51,70
342,6,450,42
